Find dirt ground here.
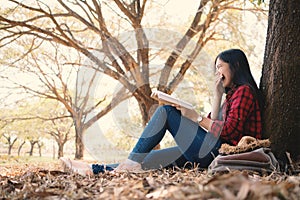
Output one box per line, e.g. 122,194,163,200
1,156,300,200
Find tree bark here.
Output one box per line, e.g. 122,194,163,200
28,141,38,156
57,143,64,158
4,136,17,155
36,142,43,157
260,0,300,162
74,118,84,159
8,138,17,155
18,141,26,156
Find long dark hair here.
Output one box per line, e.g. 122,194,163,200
215,49,263,108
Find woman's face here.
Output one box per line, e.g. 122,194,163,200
215,58,233,88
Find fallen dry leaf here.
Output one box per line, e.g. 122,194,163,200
0,160,300,199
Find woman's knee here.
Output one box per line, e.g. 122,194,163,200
152,105,177,118
157,105,174,111
159,105,179,114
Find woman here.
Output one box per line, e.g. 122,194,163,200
60,49,263,175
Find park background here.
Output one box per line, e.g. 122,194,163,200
0,0,268,164
1,0,299,199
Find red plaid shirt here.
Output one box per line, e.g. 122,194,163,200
208,85,262,145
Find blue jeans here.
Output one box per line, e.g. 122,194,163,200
128,105,222,169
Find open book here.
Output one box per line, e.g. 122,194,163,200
151,90,194,110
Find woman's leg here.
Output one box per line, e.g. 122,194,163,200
61,105,221,174
141,146,189,170
128,105,222,168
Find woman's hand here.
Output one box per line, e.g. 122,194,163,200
210,73,225,120
172,105,213,131
173,104,213,131
173,105,199,123
215,73,225,98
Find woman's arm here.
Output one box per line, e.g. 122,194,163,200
173,105,214,131
174,74,224,131
210,74,224,120
210,85,256,145
198,117,213,131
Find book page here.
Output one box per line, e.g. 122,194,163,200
151,91,194,110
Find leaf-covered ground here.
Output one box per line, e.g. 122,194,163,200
1,159,300,200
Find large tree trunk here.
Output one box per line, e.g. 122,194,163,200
260,0,300,163
135,86,158,126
